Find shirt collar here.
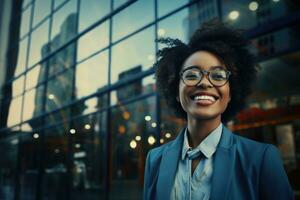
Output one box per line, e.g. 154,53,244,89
181,123,223,160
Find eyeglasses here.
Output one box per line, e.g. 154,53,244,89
180,66,231,87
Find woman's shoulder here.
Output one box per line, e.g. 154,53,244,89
147,139,175,160
231,133,280,165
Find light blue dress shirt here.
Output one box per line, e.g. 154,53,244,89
170,123,223,200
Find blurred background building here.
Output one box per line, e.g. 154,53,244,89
0,0,299,199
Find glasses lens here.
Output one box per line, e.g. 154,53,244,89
209,69,228,86
182,69,201,86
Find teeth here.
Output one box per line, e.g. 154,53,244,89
194,95,216,101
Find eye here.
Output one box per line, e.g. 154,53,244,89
183,71,200,80
210,70,227,81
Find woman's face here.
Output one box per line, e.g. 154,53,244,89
178,51,231,122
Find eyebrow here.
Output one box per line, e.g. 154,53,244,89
183,65,225,71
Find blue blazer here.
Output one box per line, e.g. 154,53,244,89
144,126,294,200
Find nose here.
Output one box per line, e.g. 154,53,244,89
196,74,213,88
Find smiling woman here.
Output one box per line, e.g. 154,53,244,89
143,19,294,200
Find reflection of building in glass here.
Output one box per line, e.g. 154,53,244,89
30,13,78,130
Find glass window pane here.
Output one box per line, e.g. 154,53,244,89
158,0,188,17
48,42,76,77
19,133,39,199
0,137,19,200
23,0,32,9
7,96,23,127
69,113,106,199
25,64,44,91
113,0,130,9
20,5,32,38
157,8,190,44
45,108,70,127
28,19,50,67
54,0,67,9
15,37,29,77
33,0,52,27
78,0,110,32
42,124,69,199
222,0,298,29
46,69,74,112
72,96,108,118
112,0,154,41
110,74,156,106
75,51,108,99
22,86,45,122
251,24,300,58
50,0,78,52
159,98,185,143
77,21,109,62
110,96,157,199
12,75,25,97
111,27,155,83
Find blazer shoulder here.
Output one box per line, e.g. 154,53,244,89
233,133,271,151
147,139,175,162
231,133,273,164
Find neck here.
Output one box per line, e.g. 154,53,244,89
187,116,221,148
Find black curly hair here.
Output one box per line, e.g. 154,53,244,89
154,19,257,123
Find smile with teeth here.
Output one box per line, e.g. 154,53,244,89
192,95,217,102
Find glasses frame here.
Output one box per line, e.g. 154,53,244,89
179,66,231,87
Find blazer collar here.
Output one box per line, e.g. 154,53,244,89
156,128,185,200
210,125,236,200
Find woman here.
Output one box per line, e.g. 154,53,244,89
143,20,293,200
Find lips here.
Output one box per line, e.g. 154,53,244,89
190,92,219,105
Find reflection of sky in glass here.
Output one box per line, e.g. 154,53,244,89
83,97,98,115
113,0,130,9
23,88,38,121
25,64,41,91
23,0,32,9
50,0,77,43
12,75,25,97
32,0,51,28
158,8,189,46
75,51,109,99
77,21,109,62
54,0,67,9
28,20,50,67
7,96,23,127
78,0,110,32
111,27,155,83
112,0,154,41
20,5,32,38
46,69,73,112
15,37,28,77
158,0,188,17
27,85,44,121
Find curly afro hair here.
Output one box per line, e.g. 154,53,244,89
154,19,257,123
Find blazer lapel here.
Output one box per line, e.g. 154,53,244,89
210,126,236,200
156,128,185,200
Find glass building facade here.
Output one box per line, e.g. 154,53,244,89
0,0,299,199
